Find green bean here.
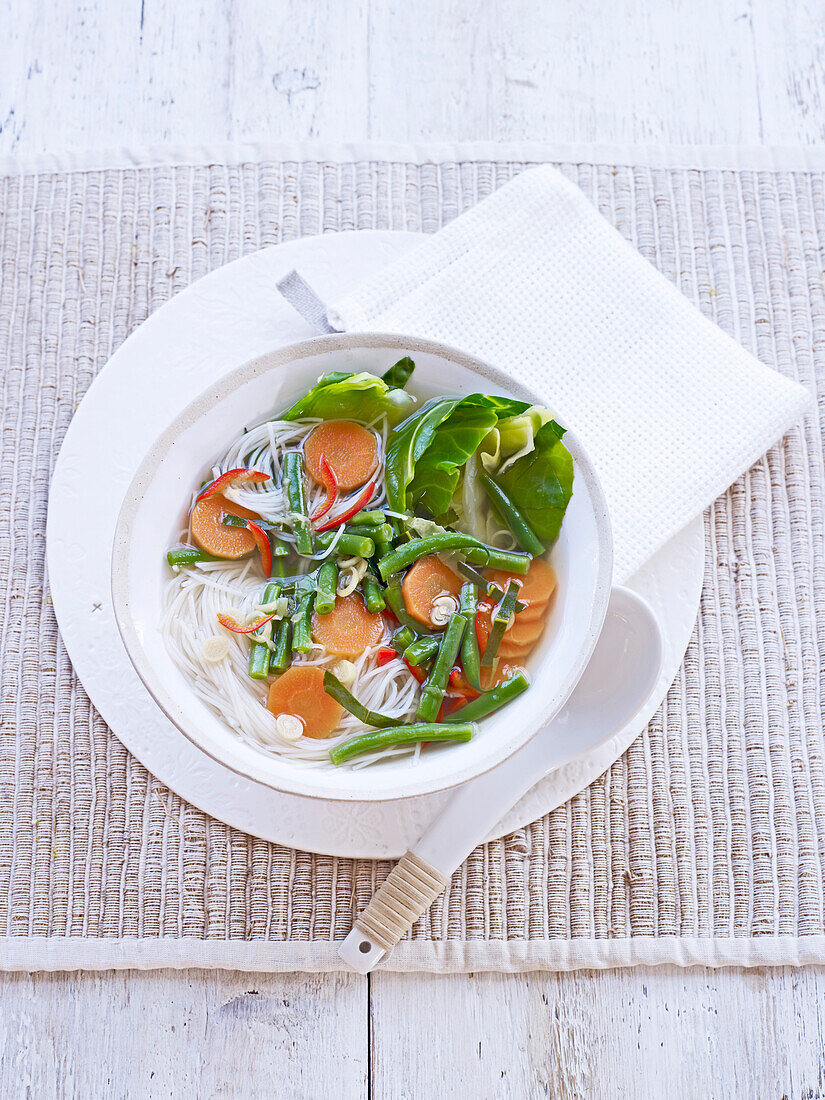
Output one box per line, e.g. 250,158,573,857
443,672,529,722
380,355,415,390
277,571,315,596
270,553,289,579
481,582,520,668
269,618,292,673
458,583,482,690
373,534,393,564
478,472,545,556
314,530,376,559
166,546,215,568
256,581,285,614
349,522,394,544
374,518,402,563
377,534,530,581
291,591,315,653
268,538,291,578
460,543,532,573
404,635,440,667
247,641,271,679
248,582,281,679
329,722,474,765
391,625,417,653
363,574,386,614
384,579,435,635
417,612,468,722
348,510,387,527
322,672,405,728
315,562,338,615
283,451,313,556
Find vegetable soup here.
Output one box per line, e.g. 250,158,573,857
162,358,573,768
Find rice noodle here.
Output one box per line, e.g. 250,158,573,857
162,411,419,769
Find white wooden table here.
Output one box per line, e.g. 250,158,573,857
3,1,825,1095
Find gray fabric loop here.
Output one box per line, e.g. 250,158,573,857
276,270,338,333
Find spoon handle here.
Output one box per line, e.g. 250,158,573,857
414,730,567,873
337,729,569,974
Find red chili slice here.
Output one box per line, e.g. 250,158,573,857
441,694,467,718
475,602,492,650
310,454,339,522
247,520,273,576
447,665,481,699
217,611,276,634
377,647,398,667
314,476,376,533
196,468,269,503
403,658,427,684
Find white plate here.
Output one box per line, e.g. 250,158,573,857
48,230,704,858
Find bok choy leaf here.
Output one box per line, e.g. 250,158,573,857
494,419,574,546
280,371,415,426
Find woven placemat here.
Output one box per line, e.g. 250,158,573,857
1,144,824,972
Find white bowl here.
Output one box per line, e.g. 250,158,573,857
111,333,612,801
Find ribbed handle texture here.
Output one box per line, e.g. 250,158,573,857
353,852,448,951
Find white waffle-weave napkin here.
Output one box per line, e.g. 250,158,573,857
329,166,810,581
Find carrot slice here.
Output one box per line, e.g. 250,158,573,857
487,557,557,607
505,613,546,646
304,420,379,491
267,666,343,740
510,600,546,626
475,603,546,659
311,593,386,659
190,494,260,559
498,638,537,659
402,555,463,627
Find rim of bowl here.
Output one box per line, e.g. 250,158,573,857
111,332,613,801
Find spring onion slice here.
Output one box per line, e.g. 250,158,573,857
322,671,406,728
480,581,520,668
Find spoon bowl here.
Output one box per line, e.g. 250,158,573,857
532,585,664,778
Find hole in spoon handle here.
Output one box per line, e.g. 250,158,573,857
338,852,448,972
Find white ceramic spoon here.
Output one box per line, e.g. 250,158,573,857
338,586,664,973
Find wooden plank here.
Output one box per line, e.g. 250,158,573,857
1,0,370,154
370,966,825,1098
0,969,368,1099
750,0,825,142
3,0,825,153
367,0,763,144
